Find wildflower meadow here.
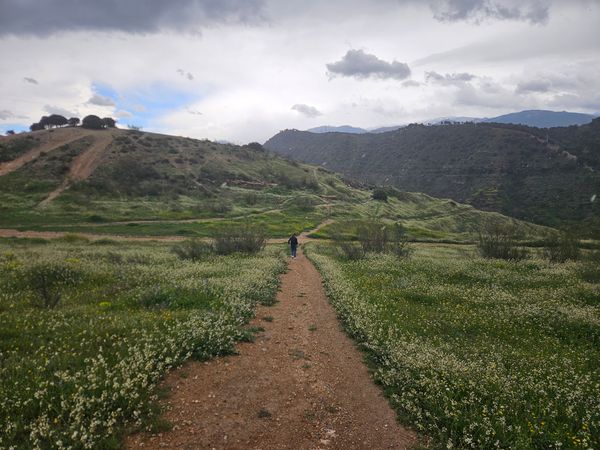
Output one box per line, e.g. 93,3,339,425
0,239,285,449
308,243,599,449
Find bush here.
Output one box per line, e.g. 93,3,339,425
372,188,388,201
171,239,214,261
22,262,81,308
333,221,411,260
543,231,581,263
214,223,266,255
579,250,600,283
477,220,528,261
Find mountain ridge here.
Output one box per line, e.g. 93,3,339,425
305,109,598,135
265,119,600,236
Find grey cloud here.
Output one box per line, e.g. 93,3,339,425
44,105,78,117
87,94,116,107
0,0,265,36
426,71,475,85
427,0,550,24
291,104,322,118
23,77,38,84
327,50,411,81
177,69,195,81
0,109,16,120
516,79,552,93
187,109,203,115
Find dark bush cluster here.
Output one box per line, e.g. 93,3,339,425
477,220,528,261
334,221,411,260
543,231,581,263
214,223,266,255
171,223,266,260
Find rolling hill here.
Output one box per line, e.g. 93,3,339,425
264,119,600,236
0,127,548,241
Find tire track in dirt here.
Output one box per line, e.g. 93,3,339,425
39,131,116,206
125,245,415,450
0,128,94,177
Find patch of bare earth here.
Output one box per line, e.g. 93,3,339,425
0,128,94,177
126,249,415,449
39,131,116,206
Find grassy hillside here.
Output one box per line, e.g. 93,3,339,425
0,127,549,241
265,120,600,237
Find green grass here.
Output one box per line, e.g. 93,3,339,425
307,243,599,449
0,240,286,449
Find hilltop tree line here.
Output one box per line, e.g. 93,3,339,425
29,114,116,131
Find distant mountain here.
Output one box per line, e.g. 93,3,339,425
482,110,597,128
265,119,600,236
307,125,367,134
305,110,598,135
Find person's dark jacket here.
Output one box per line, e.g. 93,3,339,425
288,235,298,247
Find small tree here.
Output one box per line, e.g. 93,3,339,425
39,116,50,129
68,117,80,127
22,262,80,309
30,122,44,131
101,117,116,128
5,130,15,135
82,115,104,129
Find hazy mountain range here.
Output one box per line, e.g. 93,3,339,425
307,110,599,134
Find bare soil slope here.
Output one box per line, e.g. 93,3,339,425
0,128,95,176
126,248,415,449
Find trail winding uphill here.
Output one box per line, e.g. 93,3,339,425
38,131,115,206
126,246,415,449
0,128,94,177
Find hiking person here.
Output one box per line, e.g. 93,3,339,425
288,233,298,258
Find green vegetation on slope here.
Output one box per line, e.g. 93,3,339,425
0,128,552,242
0,240,286,449
265,120,600,236
307,243,599,449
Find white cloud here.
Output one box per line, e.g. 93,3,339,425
0,1,598,142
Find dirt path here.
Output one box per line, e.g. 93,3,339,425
0,128,94,177
39,132,115,206
126,247,415,450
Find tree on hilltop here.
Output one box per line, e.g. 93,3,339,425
30,122,44,131
81,115,104,129
101,117,116,128
46,114,68,128
68,117,80,127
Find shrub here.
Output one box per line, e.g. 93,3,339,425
543,231,581,263
357,221,389,253
389,222,412,258
214,223,266,255
477,220,528,261
372,188,388,201
171,239,214,261
579,250,600,283
22,262,81,308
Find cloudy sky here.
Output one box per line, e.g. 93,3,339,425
0,0,599,143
